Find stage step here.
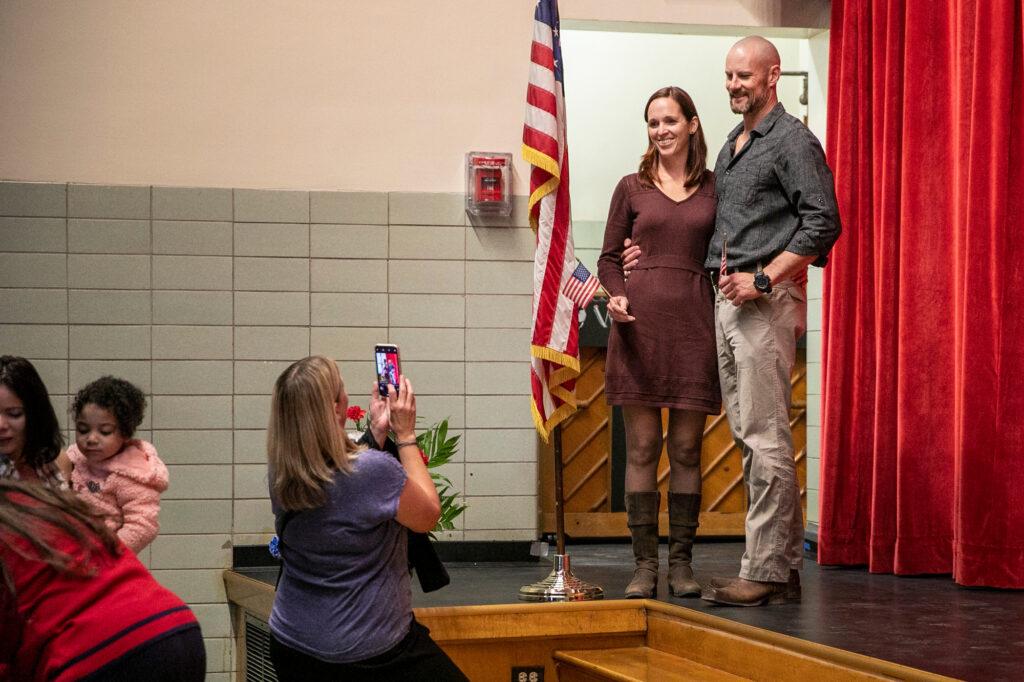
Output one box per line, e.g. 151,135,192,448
554,646,749,681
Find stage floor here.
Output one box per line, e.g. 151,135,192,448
407,541,1023,681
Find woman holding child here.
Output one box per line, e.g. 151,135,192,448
1,355,168,555
597,86,720,599
0,355,70,487
267,355,466,681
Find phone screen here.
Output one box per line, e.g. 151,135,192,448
374,344,401,397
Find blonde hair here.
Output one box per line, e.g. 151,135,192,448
267,356,363,511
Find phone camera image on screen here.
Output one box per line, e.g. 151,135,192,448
375,345,401,397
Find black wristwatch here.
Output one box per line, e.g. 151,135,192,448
753,270,773,294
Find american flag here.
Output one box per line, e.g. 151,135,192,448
562,260,600,309
524,0,580,442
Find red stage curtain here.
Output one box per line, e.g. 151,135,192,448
820,0,1024,588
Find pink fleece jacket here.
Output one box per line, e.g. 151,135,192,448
67,439,169,554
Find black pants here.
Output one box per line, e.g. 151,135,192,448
81,625,206,681
270,619,467,682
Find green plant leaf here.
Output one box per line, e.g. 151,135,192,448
415,417,467,534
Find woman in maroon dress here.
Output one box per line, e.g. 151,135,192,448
597,86,720,599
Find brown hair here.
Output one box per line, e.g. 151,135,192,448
267,356,363,511
637,86,707,189
0,479,119,593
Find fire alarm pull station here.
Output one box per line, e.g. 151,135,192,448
466,152,513,217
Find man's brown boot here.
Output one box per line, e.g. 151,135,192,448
707,569,801,600
667,492,701,597
624,491,660,599
702,577,791,607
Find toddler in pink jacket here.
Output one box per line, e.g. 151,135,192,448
67,376,168,553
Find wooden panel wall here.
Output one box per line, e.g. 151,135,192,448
541,347,807,538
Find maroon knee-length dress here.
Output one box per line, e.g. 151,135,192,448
596,171,721,413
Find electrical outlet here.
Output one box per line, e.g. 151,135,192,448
511,666,544,682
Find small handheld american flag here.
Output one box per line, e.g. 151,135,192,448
720,235,729,278
562,260,601,308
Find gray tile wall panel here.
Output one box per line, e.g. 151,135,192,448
152,187,233,221
0,182,67,217
0,217,67,252
388,192,466,226
152,221,233,255
68,184,150,219
68,218,150,254
310,191,388,225
234,189,309,223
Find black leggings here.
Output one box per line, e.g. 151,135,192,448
81,625,206,681
270,619,467,682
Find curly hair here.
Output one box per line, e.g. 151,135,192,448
0,356,63,468
72,376,147,438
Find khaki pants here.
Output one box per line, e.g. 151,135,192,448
715,281,806,582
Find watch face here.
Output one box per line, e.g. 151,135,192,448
754,273,771,292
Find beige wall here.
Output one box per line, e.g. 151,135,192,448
1,0,829,193
561,0,830,28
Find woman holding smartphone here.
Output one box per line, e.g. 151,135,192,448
266,355,466,681
597,86,720,599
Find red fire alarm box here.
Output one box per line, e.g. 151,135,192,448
466,152,512,217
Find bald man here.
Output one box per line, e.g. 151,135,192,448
702,36,841,606
624,36,841,606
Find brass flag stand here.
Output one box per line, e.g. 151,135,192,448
519,423,603,601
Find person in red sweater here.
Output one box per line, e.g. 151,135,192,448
0,479,205,681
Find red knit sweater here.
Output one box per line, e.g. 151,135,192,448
0,494,199,681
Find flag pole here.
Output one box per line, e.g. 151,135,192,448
553,422,566,556
519,420,603,602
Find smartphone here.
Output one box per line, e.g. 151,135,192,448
374,344,401,398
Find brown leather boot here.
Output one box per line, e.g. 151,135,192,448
667,492,701,597
707,569,801,600
624,491,660,599
702,577,793,607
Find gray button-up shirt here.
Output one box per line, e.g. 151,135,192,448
705,103,841,271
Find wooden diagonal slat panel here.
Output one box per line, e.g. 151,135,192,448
564,417,609,467
702,444,739,477
707,473,745,511
703,411,730,435
565,454,609,502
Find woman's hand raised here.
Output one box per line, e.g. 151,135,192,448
387,377,417,442
391,376,441,532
